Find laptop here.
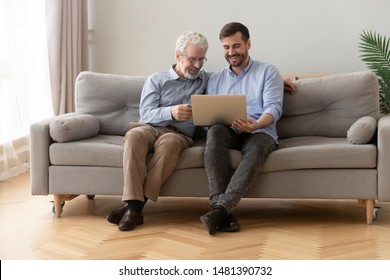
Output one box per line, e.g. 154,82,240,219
191,94,247,126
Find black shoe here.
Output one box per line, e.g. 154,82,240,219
200,208,227,235
118,209,144,231
106,202,128,225
217,213,241,232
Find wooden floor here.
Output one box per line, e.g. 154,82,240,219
1,172,390,260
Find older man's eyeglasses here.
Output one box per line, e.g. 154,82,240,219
181,54,207,65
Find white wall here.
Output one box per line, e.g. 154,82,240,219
88,0,390,76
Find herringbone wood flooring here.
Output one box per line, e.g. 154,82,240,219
1,173,390,260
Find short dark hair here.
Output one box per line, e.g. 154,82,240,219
219,22,250,42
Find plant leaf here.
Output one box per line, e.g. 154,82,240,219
359,30,390,114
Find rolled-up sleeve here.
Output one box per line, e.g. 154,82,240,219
262,68,284,123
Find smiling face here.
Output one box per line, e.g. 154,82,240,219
175,43,207,79
221,31,251,74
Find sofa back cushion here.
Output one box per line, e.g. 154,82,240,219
75,71,380,138
277,71,380,139
75,71,147,135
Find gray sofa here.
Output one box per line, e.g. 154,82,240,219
30,71,390,224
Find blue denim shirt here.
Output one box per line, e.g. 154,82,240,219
139,66,209,137
206,58,283,142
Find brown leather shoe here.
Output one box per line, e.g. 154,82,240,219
217,213,241,232
200,208,226,235
106,202,128,225
118,209,144,231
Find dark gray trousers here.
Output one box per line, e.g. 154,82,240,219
204,124,276,213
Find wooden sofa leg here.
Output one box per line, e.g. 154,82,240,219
53,194,79,218
357,199,366,207
53,194,63,218
365,199,375,225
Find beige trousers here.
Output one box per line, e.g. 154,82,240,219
122,123,193,202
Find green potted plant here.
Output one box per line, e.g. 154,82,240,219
359,30,390,114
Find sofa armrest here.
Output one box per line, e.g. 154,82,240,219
30,113,77,195
377,115,390,201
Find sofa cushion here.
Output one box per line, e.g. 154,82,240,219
260,136,377,172
50,135,124,167
49,114,100,142
347,116,377,144
75,71,146,136
49,135,377,172
277,71,380,139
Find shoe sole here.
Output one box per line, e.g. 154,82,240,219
217,224,241,232
118,218,144,231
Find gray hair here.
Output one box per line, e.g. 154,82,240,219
175,31,208,54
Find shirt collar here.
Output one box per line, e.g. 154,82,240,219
169,64,205,81
227,57,254,77
169,65,181,80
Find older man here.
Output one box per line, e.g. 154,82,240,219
106,31,209,231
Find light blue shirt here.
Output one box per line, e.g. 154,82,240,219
139,66,209,137
206,58,283,142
